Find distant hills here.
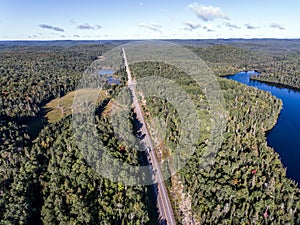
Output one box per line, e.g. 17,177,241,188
1,38,300,51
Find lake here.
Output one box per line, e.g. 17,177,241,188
98,69,115,75
225,71,300,186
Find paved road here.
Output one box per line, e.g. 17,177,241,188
122,47,176,225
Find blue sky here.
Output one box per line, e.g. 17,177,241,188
0,0,299,40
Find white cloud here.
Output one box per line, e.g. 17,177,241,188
184,21,202,30
224,22,240,29
77,23,103,30
245,24,259,30
270,23,285,30
39,24,64,32
188,3,229,21
95,25,103,29
203,24,215,32
138,23,162,32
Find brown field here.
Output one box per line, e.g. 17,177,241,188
44,89,107,123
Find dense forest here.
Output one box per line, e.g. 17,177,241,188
0,41,299,224
0,44,154,224
189,44,300,90
130,61,299,224
0,44,112,118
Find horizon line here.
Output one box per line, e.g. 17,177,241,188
1,37,300,42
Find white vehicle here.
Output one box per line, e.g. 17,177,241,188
146,147,151,153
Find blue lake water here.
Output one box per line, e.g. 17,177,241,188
225,72,300,186
98,69,114,75
98,70,121,85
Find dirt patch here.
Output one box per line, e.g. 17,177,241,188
44,89,107,123
170,172,201,225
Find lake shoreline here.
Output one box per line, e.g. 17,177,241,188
225,71,300,186
250,76,300,93
220,72,300,93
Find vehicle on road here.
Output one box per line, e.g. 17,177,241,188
146,146,151,153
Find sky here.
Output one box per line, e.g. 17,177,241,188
0,0,299,40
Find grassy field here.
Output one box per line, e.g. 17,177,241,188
44,89,107,123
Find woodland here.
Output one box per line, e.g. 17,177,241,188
0,40,299,224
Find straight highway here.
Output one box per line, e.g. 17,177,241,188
121,47,176,225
